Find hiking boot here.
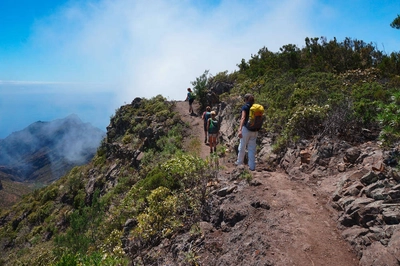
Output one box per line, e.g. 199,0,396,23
204,138,207,143
236,165,245,170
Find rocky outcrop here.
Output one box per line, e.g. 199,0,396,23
332,167,400,263
86,98,180,203
204,80,234,107
278,137,400,264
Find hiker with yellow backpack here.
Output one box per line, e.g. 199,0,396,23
236,93,264,171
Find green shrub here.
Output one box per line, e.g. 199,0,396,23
321,96,358,137
132,187,181,241
156,135,182,155
73,191,86,209
155,109,172,122
378,91,400,145
286,104,329,138
239,169,253,182
191,70,210,110
54,209,92,256
132,121,148,133
351,82,387,125
122,134,133,144
99,229,126,260
54,253,79,266
26,201,54,225
40,187,58,204
55,251,128,266
93,152,106,167
137,169,181,199
54,190,103,258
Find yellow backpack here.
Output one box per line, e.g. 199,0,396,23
246,103,264,131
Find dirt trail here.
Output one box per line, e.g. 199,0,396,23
176,101,212,158
174,100,359,265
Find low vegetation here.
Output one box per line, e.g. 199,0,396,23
194,37,400,150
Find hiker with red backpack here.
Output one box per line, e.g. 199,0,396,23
236,93,264,171
202,106,211,144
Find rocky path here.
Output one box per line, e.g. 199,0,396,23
176,100,213,158
174,100,359,265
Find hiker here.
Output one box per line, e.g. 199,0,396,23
236,93,257,171
185,88,195,114
202,106,211,144
207,111,219,154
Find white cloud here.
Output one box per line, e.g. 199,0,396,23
25,0,316,103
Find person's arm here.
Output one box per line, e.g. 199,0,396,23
238,110,246,138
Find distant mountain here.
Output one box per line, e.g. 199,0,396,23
0,114,105,184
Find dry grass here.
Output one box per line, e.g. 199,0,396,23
186,136,202,156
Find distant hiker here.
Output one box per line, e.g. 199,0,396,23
202,106,212,143
236,93,263,171
185,88,195,114
207,111,219,154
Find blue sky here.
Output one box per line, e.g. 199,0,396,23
0,0,399,138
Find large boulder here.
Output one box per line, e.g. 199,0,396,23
344,147,361,164
359,241,398,266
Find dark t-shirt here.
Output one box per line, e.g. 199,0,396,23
241,103,251,129
203,112,211,125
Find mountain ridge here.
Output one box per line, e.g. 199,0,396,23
0,114,105,208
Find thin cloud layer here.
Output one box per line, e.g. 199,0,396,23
26,0,315,102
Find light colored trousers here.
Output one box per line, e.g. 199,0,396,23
236,126,258,170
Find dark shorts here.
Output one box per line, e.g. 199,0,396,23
189,99,194,105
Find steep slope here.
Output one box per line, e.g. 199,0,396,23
0,176,32,209
0,96,194,265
